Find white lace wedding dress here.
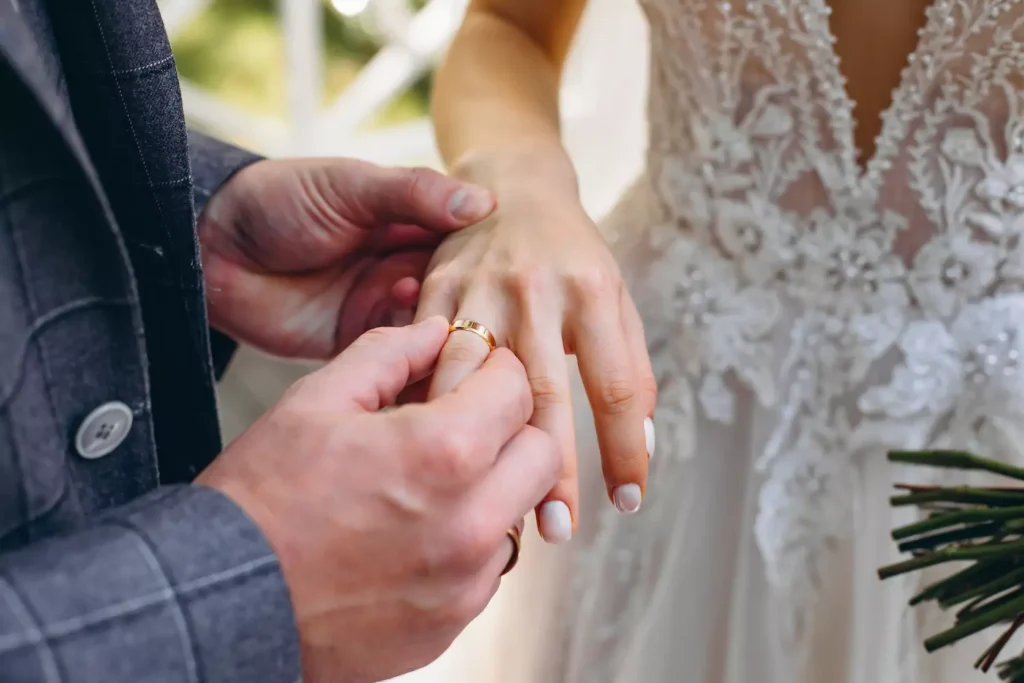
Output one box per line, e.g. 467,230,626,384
420,1,1024,682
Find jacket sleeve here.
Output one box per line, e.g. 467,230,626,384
0,485,301,683
187,130,263,219
187,130,264,379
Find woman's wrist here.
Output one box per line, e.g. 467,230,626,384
448,142,580,205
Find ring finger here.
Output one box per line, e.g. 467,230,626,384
427,293,508,399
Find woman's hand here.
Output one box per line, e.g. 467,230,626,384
415,190,657,543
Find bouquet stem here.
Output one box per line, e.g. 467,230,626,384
879,450,1024,680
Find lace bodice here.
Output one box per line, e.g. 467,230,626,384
621,0,1024,636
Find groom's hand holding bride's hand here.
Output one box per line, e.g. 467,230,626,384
197,318,561,683
190,157,561,681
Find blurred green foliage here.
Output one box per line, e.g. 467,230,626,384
171,0,432,126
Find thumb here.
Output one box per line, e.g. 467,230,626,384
319,315,451,412
345,163,496,232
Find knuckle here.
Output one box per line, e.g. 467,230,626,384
427,428,478,482
388,405,427,447
566,267,621,302
440,516,493,574
503,267,548,302
503,269,558,314
595,378,638,416
422,268,461,299
528,374,569,411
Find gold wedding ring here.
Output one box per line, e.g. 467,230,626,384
448,319,497,352
502,526,522,576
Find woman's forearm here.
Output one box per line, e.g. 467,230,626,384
431,1,587,201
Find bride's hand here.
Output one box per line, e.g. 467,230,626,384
415,190,657,543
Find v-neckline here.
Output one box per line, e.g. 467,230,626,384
814,0,938,188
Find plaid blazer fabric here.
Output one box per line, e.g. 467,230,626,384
0,1,300,680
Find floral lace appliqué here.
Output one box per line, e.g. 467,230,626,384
628,0,1024,656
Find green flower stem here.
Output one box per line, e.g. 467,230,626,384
976,614,1024,673
925,591,1024,652
891,488,1024,508
956,586,1024,624
909,559,1007,606
889,451,1024,482
892,507,1024,541
878,540,1024,580
898,521,1006,553
881,450,1024,676
940,565,1024,609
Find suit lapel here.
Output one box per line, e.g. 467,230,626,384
0,0,138,292
0,0,115,222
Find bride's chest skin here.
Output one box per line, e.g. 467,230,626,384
675,0,933,163
828,0,932,163
641,0,1024,257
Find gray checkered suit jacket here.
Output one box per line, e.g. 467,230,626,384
0,0,301,680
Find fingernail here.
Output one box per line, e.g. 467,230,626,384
447,186,494,222
612,484,643,514
644,416,656,459
390,308,414,327
538,501,572,544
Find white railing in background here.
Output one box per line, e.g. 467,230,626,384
282,0,323,154
158,0,648,179
159,0,469,165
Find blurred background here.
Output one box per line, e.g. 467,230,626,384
158,0,649,679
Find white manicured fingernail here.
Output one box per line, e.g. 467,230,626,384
390,308,414,327
447,186,493,222
613,484,643,514
538,501,572,544
644,416,656,459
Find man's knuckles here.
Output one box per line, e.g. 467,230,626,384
387,409,485,483
402,514,496,591
402,564,497,637
422,426,482,485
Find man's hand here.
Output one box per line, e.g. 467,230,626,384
198,159,495,358
195,317,560,683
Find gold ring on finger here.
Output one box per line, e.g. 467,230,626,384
448,319,497,352
501,526,522,576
